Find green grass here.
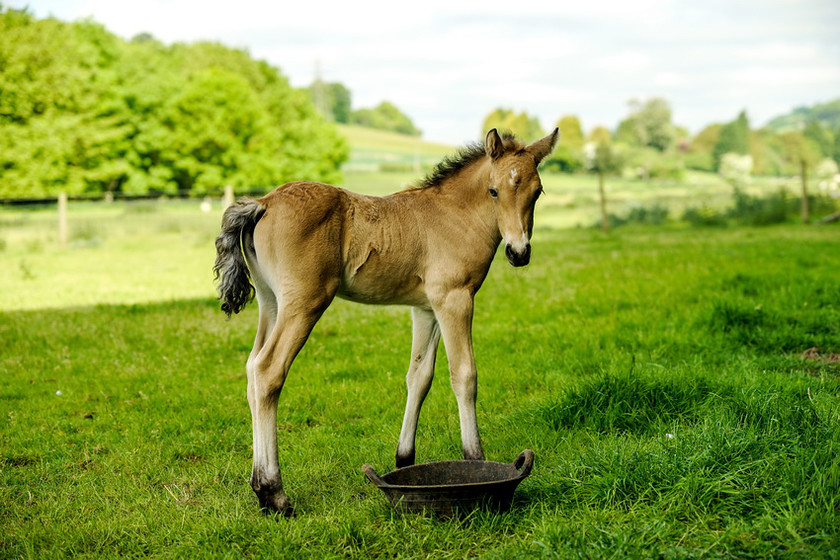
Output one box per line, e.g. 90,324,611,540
2,197,839,558
337,124,454,175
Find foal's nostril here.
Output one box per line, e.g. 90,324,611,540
505,243,531,267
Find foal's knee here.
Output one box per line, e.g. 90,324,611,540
449,367,477,399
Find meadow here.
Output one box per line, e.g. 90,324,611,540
1,155,840,558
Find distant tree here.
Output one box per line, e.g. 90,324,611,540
692,124,722,154
834,126,840,166
308,80,352,123
556,115,584,149
778,131,819,223
614,117,638,146
713,110,750,170
803,120,833,158
543,115,584,172
583,137,623,232
623,98,675,152
0,8,348,198
352,101,420,136
588,126,612,144
482,108,544,143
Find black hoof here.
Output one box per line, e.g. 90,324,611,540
395,450,415,469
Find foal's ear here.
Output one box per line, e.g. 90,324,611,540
528,128,560,163
485,129,505,160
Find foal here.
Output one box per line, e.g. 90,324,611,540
214,128,558,514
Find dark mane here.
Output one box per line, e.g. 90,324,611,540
412,131,524,189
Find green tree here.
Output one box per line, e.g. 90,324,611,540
583,137,623,232
352,101,420,136
622,98,675,152
778,131,819,223
834,126,840,166
544,115,584,172
556,115,584,149
308,80,351,123
0,7,348,198
482,108,544,143
713,110,750,170
803,120,833,158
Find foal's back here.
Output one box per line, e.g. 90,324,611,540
254,181,432,307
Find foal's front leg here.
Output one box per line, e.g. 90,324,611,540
434,289,484,461
396,307,440,467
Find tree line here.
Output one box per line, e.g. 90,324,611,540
308,81,421,136
0,7,349,199
482,99,840,181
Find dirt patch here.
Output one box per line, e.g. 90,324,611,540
800,347,840,364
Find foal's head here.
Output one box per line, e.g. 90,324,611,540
485,128,558,267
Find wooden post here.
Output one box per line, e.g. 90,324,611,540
598,171,610,233
223,185,234,210
800,159,809,224
58,192,68,248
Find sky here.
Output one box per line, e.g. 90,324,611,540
9,0,840,145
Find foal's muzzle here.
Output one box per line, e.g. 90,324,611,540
505,243,531,267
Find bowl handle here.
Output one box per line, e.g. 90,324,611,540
362,464,389,488
513,449,534,479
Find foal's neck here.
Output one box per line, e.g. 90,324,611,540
441,158,502,248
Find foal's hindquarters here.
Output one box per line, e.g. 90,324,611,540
243,185,345,514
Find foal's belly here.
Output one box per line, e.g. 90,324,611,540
337,271,428,307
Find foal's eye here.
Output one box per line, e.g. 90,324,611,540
489,188,498,198
535,186,544,200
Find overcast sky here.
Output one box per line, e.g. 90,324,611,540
10,0,840,144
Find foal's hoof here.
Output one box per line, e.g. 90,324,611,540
257,493,295,518
395,450,415,469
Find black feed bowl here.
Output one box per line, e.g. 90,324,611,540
362,450,534,517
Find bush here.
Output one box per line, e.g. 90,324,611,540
682,205,729,227
730,188,790,226
591,203,670,229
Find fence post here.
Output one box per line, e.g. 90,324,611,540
58,192,68,248
223,185,234,210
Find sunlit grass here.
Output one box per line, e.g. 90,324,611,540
2,211,839,557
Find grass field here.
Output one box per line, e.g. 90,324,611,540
2,184,839,558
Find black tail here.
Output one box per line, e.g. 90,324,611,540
213,198,266,316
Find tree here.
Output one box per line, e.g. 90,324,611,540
308,80,351,123
0,7,348,198
482,108,544,143
803,120,833,158
622,98,675,152
544,115,584,172
778,131,819,223
583,138,623,232
556,115,584,149
352,101,420,136
713,110,750,170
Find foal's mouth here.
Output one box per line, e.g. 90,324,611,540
505,244,531,267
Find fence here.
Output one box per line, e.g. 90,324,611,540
2,186,240,249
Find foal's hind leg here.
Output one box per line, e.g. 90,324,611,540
396,307,440,468
248,292,334,515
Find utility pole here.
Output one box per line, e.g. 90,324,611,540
312,60,329,119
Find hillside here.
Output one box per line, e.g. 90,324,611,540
337,124,454,172
766,98,840,131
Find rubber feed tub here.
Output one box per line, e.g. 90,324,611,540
363,450,534,516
